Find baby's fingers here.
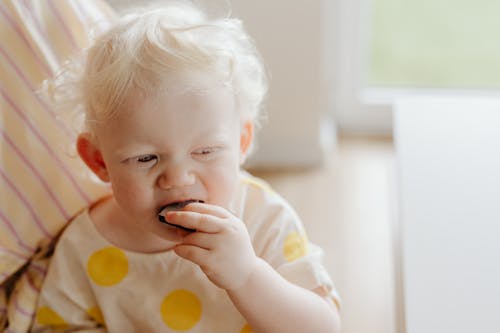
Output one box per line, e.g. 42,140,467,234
174,244,209,266
183,202,230,218
165,211,222,234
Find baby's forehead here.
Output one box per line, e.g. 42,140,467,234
124,82,236,111
92,85,243,145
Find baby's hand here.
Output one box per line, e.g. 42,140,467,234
165,202,258,291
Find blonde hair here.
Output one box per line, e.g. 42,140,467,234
50,1,267,135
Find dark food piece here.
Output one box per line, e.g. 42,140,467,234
158,200,203,232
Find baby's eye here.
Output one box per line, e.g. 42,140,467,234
195,148,214,155
134,154,158,167
194,147,218,154
192,147,220,158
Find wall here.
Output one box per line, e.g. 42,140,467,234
230,0,337,169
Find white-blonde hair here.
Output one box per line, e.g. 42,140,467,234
50,1,267,135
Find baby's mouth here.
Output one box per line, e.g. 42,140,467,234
158,200,203,232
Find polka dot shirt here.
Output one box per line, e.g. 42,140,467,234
31,173,339,332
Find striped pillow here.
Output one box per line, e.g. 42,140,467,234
0,0,113,287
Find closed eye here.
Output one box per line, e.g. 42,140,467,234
194,147,216,155
126,154,159,168
192,146,221,159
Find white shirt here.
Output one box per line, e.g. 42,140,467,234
31,173,339,333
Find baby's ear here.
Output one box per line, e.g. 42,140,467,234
76,133,110,182
239,120,254,163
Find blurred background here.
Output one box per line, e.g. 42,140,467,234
107,1,500,332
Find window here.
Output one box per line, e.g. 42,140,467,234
331,0,500,135
369,0,500,89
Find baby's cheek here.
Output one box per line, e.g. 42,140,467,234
207,166,239,208
111,179,150,209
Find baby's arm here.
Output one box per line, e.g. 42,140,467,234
169,202,341,333
227,258,341,333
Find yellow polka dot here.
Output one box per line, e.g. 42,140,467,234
87,247,128,286
283,231,308,262
36,306,68,328
240,323,253,333
160,289,202,331
87,306,105,325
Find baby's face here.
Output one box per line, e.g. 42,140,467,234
93,85,247,241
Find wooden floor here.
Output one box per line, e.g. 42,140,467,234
251,135,399,333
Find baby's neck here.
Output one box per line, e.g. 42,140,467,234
89,197,178,253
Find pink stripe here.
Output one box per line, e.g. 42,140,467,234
0,45,75,140
0,210,36,253
1,128,71,220
1,88,92,204
70,0,89,25
14,298,34,317
21,0,57,53
0,247,30,260
0,3,52,76
47,0,78,51
74,0,114,34
30,262,48,276
0,168,53,239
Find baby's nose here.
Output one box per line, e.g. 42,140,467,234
157,164,195,189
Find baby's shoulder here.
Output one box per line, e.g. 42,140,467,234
238,171,284,207
53,206,106,256
237,171,302,228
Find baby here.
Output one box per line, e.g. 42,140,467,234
31,2,341,332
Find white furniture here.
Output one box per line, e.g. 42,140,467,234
394,97,500,333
